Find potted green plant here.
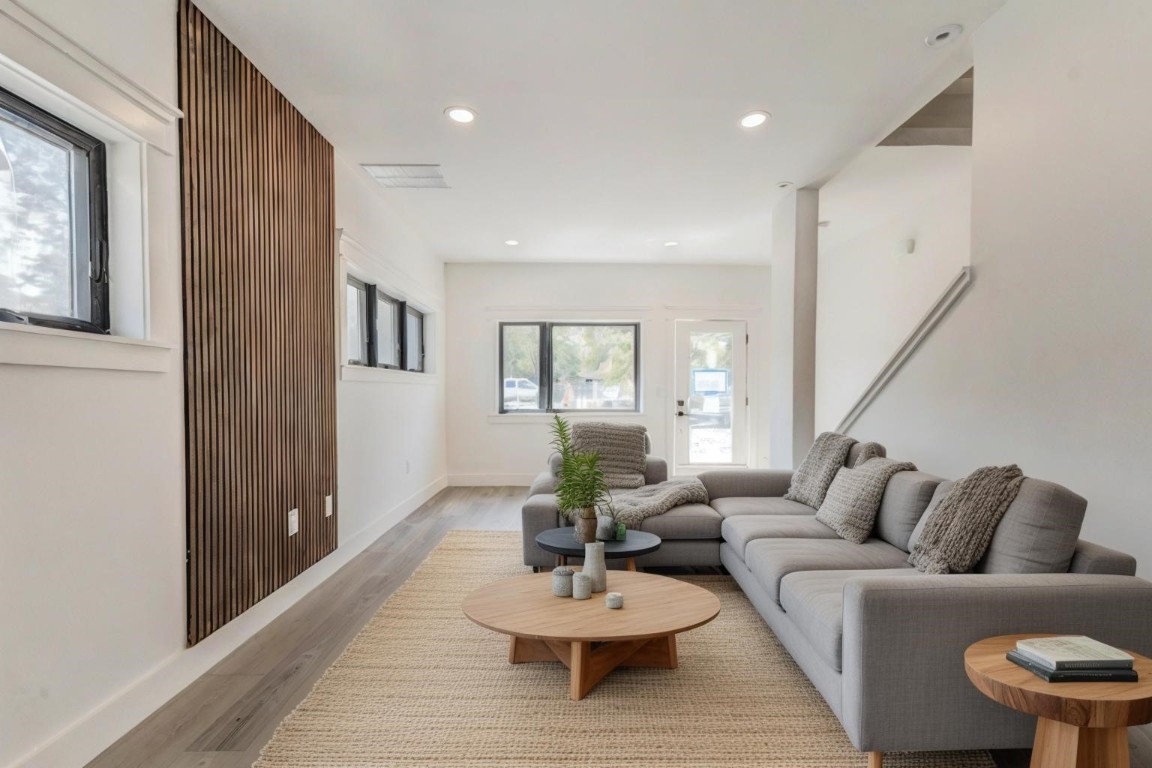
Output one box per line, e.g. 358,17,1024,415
550,415,610,543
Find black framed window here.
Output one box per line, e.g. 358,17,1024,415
374,289,402,369
404,306,424,372
0,85,109,333
499,322,639,413
345,277,426,372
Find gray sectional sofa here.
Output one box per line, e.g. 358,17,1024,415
521,447,1152,761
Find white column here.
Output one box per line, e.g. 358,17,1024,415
768,188,818,468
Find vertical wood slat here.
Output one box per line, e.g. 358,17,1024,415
178,0,338,647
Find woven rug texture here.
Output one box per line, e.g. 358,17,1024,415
254,530,994,768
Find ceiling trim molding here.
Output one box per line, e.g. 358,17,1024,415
0,0,181,153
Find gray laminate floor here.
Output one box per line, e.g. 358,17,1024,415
85,485,1152,768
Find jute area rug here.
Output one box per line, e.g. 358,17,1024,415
255,531,994,768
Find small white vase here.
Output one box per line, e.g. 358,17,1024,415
595,515,616,541
583,542,607,593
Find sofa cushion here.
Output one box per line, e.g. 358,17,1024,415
847,440,886,467
874,471,945,552
721,515,839,558
745,538,911,605
639,503,722,540
975,478,1087,574
710,497,816,518
907,480,951,552
780,568,921,672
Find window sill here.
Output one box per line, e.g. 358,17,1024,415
340,365,437,384
487,412,644,424
0,323,174,372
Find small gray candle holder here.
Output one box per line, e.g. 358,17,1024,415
572,572,592,600
551,566,574,597
605,592,623,609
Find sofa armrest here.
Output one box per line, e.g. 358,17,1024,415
1069,539,1137,575
697,469,793,500
522,493,564,567
840,573,1152,752
644,457,668,484
527,470,557,497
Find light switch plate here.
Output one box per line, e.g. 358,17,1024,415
288,508,299,536
324,495,333,517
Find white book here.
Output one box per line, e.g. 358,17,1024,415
1015,636,1134,670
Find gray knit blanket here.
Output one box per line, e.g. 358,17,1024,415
909,465,1025,574
816,457,917,543
784,432,857,508
572,422,647,489
608,479,709,528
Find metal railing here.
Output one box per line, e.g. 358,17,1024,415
836,266,973,434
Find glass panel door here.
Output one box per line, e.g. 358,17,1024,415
674,320,747,471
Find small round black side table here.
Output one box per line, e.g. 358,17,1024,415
535,527,662,571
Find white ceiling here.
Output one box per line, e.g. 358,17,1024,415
195,0,1005,265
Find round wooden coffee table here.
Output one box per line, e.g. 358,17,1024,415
535,527,662,571
463,571,719,700
965,634,1152,768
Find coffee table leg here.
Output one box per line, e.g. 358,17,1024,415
1030,717,1130,768
556,554,567,567
626,557,637,571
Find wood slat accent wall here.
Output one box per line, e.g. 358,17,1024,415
178,0,338,646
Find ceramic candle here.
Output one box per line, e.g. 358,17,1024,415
572,573,592,600
551,566,574,597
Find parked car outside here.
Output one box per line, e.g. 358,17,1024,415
503,377,539,409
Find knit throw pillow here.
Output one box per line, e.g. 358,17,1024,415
571,422,647,489
784,432,857,508
816,457,918,544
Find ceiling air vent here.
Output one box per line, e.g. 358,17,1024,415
362,164,449,189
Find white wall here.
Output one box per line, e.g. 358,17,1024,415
335,153,447,546
815,146,972,432
850,0,1152,575
0,4,445,767
445,263,772,482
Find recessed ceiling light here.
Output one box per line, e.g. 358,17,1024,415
776,181,794,189
740,110,771,129
444,106,476,123
664,241,679,247
504,240,519,246
925,24,963,48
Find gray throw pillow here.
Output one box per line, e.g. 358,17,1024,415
784,432,857,508
816,457,918,544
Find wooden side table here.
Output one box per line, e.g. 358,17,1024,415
964,634,1152,768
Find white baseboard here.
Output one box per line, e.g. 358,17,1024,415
447,473,536,487
10,475,448,768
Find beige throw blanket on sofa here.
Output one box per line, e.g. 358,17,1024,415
909,464,1025,575
608,479,709,529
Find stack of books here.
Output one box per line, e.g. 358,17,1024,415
1007,636,1138,683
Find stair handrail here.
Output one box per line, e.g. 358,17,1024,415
836,266,973,434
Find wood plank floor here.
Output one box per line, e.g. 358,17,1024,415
86,485,1152,768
